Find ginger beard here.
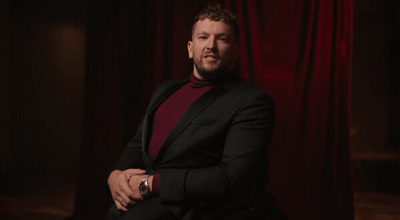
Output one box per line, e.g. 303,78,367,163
193,49,235,81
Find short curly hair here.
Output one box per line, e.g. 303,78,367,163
191,5,239,42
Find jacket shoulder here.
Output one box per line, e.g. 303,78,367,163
228,78,274,101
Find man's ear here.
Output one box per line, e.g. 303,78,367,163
187,41,193,59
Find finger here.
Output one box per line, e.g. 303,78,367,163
121,181,141,202
124,169,147,178
121,199,128,207
118,191,133,205
116,173,135,195
118,197,126,207
115,200,128,212
114,185,135,204
118,177,136,200
127,175,146,201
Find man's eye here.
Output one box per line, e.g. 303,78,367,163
199,36,207,40
218,37,227,42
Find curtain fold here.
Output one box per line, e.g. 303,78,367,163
75,1,354,219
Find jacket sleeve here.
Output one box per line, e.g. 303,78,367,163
158,92,275,202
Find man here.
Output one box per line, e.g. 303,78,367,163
108,5,275,220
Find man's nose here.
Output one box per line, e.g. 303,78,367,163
206,37,217,50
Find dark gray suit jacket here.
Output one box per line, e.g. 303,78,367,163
111,75,275,219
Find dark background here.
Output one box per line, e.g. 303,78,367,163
1,0,399,219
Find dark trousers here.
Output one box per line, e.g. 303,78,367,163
108,200,178,220
108,199,287,220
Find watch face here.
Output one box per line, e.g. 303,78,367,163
139,183,148,194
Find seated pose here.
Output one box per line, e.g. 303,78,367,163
107,5,276,220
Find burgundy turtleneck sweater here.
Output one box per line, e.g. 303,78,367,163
149,73,213,194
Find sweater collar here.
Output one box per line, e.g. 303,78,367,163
190,73,213,88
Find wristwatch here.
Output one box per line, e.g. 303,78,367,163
139,175,151,199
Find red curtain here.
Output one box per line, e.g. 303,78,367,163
75,0,354,219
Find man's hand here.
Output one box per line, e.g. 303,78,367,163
128,174,155,197
108,169,146,211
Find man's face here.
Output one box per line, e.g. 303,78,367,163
188,19,238,81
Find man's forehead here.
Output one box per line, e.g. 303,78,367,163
195,18,227,25
193,19,232,33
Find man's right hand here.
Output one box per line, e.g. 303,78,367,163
108,169,147,211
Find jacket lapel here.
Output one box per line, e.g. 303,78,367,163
147,79,190,116
142,79,189,160
154,85,228,162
